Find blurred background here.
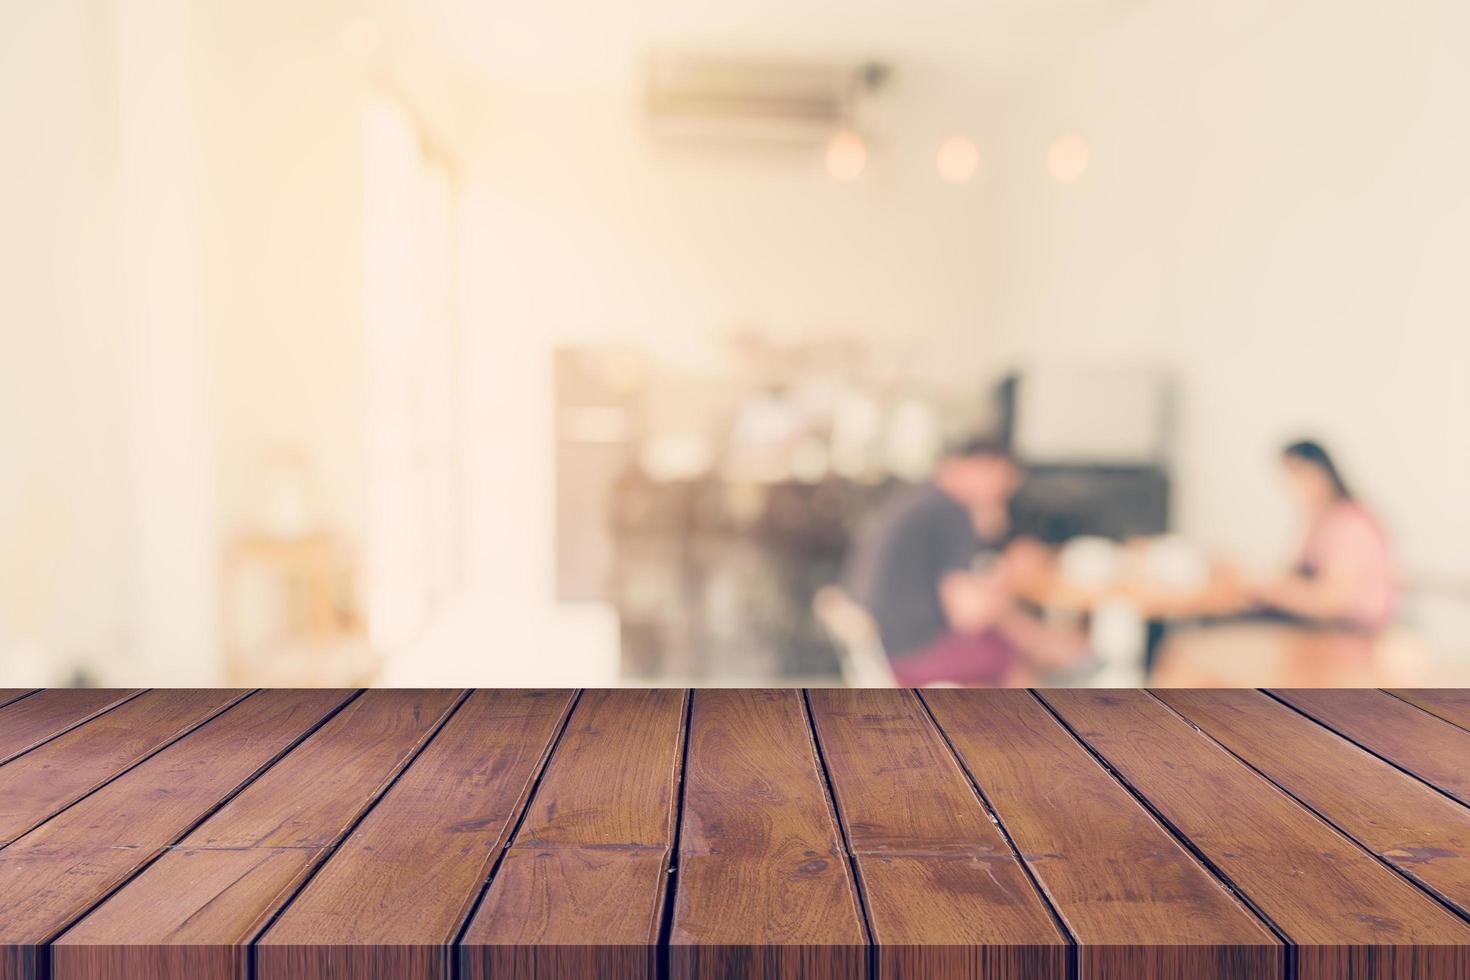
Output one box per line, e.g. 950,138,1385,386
2,0,1467,689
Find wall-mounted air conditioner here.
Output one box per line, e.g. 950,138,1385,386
645,54,877,144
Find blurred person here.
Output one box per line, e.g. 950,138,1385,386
1149,439,1397,685
1250,439,1397,631
842,438,1085,686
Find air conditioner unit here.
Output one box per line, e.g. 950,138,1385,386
645,55,872,144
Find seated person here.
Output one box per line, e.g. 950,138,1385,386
842,438,1083,686
1149,439,1397,685
1250,439,1397,632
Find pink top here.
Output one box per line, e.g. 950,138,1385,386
1298,500,1397,631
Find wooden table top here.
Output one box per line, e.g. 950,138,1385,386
1,687,1469,979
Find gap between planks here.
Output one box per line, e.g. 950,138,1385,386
1220,689,1470,927
243,688,477,977
446,690,585,980
29,689,364,975
1261,689,1470,812
1029,689,1298,970
801,687,880,980
913,688,1081,977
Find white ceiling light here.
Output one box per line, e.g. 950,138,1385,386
825,130,867,181
936,135,980,184
1047,134,1090,183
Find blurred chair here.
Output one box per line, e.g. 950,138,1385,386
1087,597,1148,686
814,586,898,687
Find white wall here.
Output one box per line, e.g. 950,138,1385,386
0,0,484,683
0,1,126,681
114,0,218,683
190,2,370,552
0,0,224,684
993,0,1470,576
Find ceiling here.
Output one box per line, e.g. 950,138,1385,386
425,0,1149,86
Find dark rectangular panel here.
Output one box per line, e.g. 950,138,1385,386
807,688,1069,979
924,689,1281,980
669,689,867,978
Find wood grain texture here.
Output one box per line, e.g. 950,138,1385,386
0,689,141,765
0,691,37,711
1158,688,1470,920
257,689,574,980
0,689,248,845
0,689,351,980
806,688,1069,979
52,690,463,980
1387,690,1470,734
461,689,689,980
1272,688,1470,806
1042,689,1470,980
668,689,867,979
923,688,1281,980
2,687,1469,976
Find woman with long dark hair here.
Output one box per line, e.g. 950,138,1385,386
1253,439,1397,631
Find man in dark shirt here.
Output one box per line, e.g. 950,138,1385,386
844,438,1031,685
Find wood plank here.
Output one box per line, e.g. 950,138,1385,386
1272,689,1470,806
0,691,36,711
1158,688,1470,920
0,689,248,845
459,689,688,980
923,689,1281,980
0,689,141,765
806,688,1069,979
668,689,867,979
51,689,463,980
1387,690,1470,734
1041,689,1470,980
0,689,350,980
256,689,575,980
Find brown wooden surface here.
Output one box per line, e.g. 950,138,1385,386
2,688,1470,979
257,689,574,980
460,689,688,980
923,688,1281,980
0,689,141,765
0,689,247,846
669,689,867,979
1156,688,1470,919
1042,689,1470,980
0,689,351,980
808,688,1070,978
1272,688,1470,806
52,689,463,980
1388,689,1470,732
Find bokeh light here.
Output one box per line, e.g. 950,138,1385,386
1047,134,1091,183
825,131,867,182
935,135,981,184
